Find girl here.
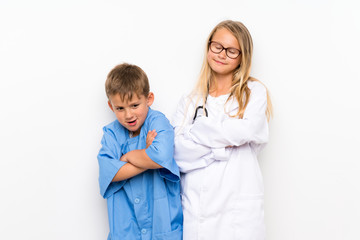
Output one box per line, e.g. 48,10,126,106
172,20,272,240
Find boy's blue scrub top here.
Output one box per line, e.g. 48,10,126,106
98,109,183,240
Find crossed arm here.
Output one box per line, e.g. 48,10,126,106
111,130,162,182
173,84,269,173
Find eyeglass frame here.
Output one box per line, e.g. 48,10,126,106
208,41,241,59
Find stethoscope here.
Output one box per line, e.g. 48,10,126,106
192,99,208,123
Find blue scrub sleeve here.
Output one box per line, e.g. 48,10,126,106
98,127,126,198
145,114,180,182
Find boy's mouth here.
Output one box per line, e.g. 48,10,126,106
128,119,137,126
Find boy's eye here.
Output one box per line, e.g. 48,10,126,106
132,104,139,108
116,107,124,111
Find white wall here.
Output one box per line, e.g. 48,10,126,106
1,0,359,239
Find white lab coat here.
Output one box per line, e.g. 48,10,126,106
172,81,269,240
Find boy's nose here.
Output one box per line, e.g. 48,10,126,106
124,109,133,119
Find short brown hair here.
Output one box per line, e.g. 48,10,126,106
105,63,150,100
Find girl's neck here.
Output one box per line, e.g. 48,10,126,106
209,74,232,97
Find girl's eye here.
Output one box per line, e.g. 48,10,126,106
228,49,237,54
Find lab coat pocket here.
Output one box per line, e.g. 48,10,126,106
232,195,265,240
154,225,182,240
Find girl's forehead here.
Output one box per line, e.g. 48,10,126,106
212,28,240,48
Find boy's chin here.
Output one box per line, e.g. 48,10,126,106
127,128,141,137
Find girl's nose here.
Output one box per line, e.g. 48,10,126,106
218,49,227,59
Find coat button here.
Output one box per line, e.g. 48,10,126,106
141,229,147,234
134,198,140,204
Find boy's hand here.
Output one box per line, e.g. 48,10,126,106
146,129,157,149
120,129,157,162
120,153,129,163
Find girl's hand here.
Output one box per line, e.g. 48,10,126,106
146,129,157,149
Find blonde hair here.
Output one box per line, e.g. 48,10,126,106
193,20,273,120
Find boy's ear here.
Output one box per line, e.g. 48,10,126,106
147,92,154,107
108,100,114,112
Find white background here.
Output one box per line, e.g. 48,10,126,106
1,0,360,239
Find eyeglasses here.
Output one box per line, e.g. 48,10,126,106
209,41,241,59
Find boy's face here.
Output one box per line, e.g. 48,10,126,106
108,92,154,137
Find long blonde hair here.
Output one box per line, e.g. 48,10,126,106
192,20,273,120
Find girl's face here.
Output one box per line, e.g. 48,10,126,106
207,28,241,78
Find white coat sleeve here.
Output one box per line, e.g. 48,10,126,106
172,95,226,173
186,82,269,149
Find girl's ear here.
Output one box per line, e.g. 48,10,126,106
108,100,114,112
147,92,154,107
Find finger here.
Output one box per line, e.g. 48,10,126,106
120,155,128,162
147,130,155,137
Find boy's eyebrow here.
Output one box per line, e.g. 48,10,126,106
113,105,124,108
111,102,125,107
127,99,141,105
112,99,141,107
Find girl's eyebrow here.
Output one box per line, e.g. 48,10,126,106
211,40,239,49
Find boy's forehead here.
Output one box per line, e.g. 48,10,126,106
110,93,146,104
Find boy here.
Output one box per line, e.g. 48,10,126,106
97,63,183,240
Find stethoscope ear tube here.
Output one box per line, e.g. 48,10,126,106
193,105,208,123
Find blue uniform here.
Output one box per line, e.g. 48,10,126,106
98,109,183,240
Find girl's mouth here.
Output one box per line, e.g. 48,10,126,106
215,60,225,65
